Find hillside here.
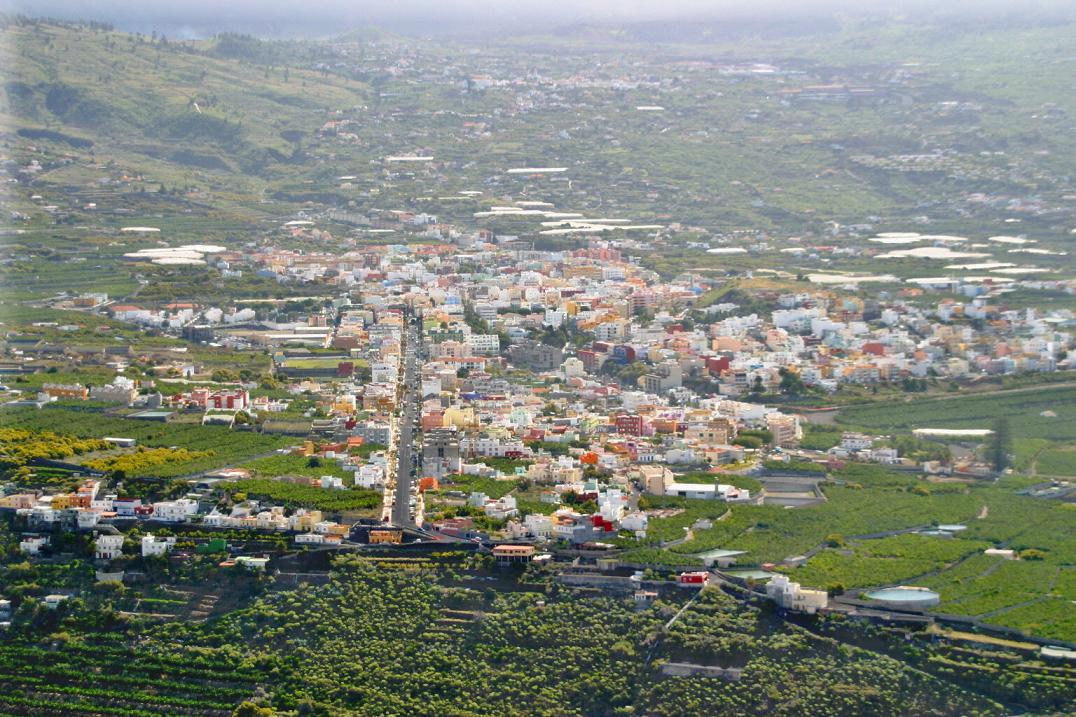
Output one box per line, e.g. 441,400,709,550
2,19,367,184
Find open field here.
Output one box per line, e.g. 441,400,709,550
230,478,381,514
0,406,292,477
835,385,1076,443
624,464,1076,640
835,384,1076,469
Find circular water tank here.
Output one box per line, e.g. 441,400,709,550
864,586,941,609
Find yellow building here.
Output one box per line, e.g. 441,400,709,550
49,494,78,510
292,511,324,531
332,395,357,414
442,405,478,429
42,384,89,400
564,265,602,280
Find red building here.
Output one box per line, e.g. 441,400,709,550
421,410,445,431
577,349,602,372
615,414,645,436
208,390,249,410
589,515,615,534
705,355,731,375
678,571,709,588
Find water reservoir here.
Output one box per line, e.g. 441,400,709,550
864,586,941,609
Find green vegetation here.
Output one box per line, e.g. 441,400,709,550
762,458,826,474
0,640,263,716
432,474,519,499
641,588,1004,717
84,446,214,475
241,452,352,480
1035,447,1076,477
789,534,990,590
475,457,532,474
0,428,110,469
139,556,1008,716
836,385,1076,468
677,472,763,494
630,462,1076,641
989,417,1013,473
800,424,843,451
230,479,381,514
0,406,292,477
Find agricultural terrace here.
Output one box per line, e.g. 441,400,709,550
625,465,1076,641
835,384,1076,475
134,555,1005,717
0,406,293,479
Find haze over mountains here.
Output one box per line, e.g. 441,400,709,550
6,0,1076,38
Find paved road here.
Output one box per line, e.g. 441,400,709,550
391,321,420,528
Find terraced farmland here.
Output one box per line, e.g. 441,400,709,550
0,641,259,716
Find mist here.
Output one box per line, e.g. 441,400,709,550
4,0,1074,38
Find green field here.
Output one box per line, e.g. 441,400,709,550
230,478,381,514
836,385,1076,442
836,384,1076,470
625,463,1076,640
0,406,292,477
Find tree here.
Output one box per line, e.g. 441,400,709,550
989,417,1012,472
748,375,765,400
778,367,806,397
233,703,275,717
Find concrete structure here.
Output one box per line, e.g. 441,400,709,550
492,544,536,564
766,574,828,614
422,427,462,478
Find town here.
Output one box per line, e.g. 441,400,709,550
1,10,1074,717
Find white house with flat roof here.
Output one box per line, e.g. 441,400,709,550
765,574,828,614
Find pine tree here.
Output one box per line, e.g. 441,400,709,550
989,417,1012,472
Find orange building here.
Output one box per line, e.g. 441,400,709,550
41,384,89,400
369,529,403,545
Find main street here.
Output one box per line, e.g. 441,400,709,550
390,317,421,528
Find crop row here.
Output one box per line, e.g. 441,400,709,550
0,664,253,701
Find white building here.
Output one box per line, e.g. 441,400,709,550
19,535,49,555
355,464,385,489
89,376,138,405
76,510,101,529
839,433,874,451
765,574,828,614
620,511,649,536
141,534,177,557
465,334,501,356
544,308,567,328
152,499,199,523
95,534,124,560
523,513,553,538
484,494,519,521
561,357,586,379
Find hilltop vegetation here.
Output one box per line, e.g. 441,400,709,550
144,556,1008,716
3,17,366,177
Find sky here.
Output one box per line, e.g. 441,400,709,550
2,0,1073,38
